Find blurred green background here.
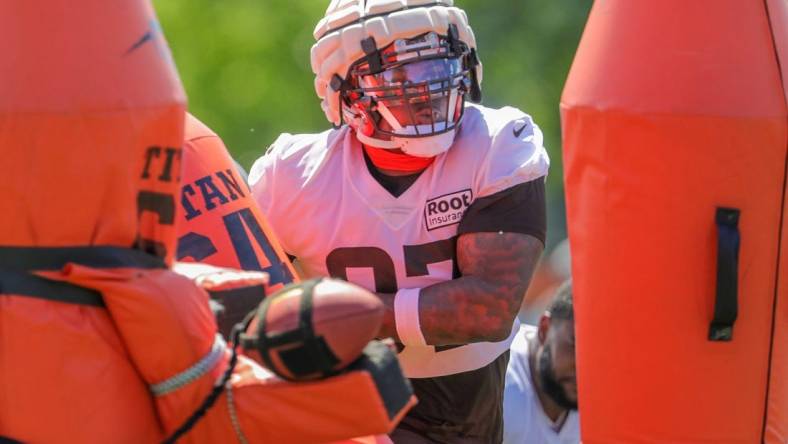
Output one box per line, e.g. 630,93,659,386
154,0,593,248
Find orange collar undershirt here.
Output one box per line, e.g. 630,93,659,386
362,145,434,173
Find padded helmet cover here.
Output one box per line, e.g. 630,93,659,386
311,0,482,126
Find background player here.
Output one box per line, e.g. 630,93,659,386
503,280,579,443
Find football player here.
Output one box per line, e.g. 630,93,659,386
249,1,548,442
503,280,579,444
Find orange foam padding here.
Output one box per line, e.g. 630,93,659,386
0,294,163,443
561,1,788,443
230,342,416,444
765,2,788,441
766,0,788,105
61,264,414,443
60,264,228,437
0,0,184,441
0,0,185,264
766,183,788,444
177,114,299,291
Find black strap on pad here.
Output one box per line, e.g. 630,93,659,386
249,278,340,380
0,269,104,307
0,245,166,307
348,340,414,420
0,245,165,271
709,207,740,341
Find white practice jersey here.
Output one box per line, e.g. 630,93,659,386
249,103,549,378
503,325,580,444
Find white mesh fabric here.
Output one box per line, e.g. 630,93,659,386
310,0,482,126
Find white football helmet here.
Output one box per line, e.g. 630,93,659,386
311,0,482,157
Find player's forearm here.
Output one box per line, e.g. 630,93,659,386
378,232,543,346
377,274,527,346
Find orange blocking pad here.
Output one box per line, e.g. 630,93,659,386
765,0,788,442
0,294,163,443
0,0,184,441
0,0,185,263
766,177,788,444
561,0,787,442
230,342,416,444
60,263,414,443
0,0,413,441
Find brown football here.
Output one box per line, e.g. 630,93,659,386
243,277,383,380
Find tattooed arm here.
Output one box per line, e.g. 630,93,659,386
377,231,543,346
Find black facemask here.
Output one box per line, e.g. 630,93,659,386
538,344,578,411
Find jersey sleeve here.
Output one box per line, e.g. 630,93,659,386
458,178,546,244
456,107,549,241
476,107,550,198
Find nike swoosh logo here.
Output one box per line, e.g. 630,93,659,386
513,121,528,138
125,30,153,55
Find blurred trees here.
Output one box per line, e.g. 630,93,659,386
154,0,592,246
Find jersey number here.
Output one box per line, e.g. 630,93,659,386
325,236,459,293
177,207,293,285
134,190,175,258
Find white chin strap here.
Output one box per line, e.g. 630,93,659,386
398,129,456,157
356,128,456,158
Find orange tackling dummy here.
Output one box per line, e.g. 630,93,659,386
562,0,788,443
0,1,413,442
